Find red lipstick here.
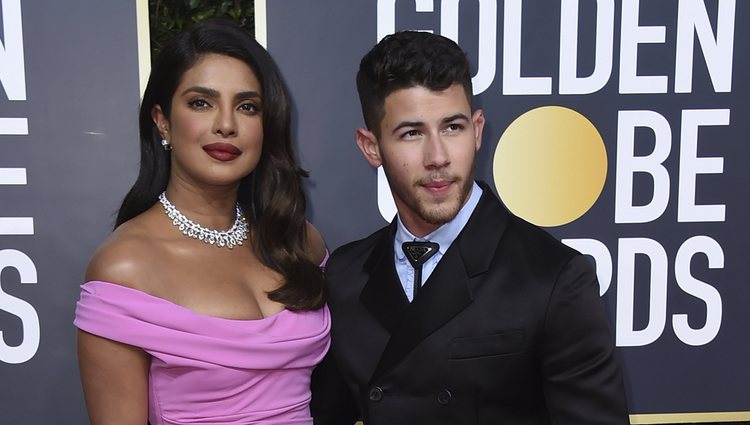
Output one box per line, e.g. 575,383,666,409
203,143,241,161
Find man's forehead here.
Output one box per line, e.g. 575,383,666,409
382,85,471,120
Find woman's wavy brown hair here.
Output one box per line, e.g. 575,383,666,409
116,19,325,310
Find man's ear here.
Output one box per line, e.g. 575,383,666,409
472,109,485,152
355,127,382,168
152,105,169,139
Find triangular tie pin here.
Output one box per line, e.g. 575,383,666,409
402,241,440,299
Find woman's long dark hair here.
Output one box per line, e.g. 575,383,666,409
116,20,325,311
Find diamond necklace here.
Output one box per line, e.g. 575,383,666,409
158,192,249,249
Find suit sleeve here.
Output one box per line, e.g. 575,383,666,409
311,345,360,425
540,254,630,425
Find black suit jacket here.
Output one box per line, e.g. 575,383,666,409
312,182,629,425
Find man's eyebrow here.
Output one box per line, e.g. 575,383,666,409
390,113,470,135
391,120,424,135
442,113,470,123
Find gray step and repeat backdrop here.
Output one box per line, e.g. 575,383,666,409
260,0,750,423
1,0,748,423
0,0,146,423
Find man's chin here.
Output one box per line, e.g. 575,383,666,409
418,201,462,225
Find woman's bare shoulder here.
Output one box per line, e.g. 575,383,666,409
85,215,161,291
305,221,327,265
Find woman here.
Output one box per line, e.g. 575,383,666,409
74,20,329,425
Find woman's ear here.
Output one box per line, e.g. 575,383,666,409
151,105,169,138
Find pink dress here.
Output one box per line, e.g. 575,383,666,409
74,280,330,425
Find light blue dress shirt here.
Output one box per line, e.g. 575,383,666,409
394,181,483,302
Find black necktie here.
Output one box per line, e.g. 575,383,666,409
402,241,439,299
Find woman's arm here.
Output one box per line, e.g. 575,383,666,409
78,230,153,425
78,330,150,425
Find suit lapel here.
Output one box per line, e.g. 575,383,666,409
370,244,473,381
457,182,509,279
359,222,410,334
370,183,509,381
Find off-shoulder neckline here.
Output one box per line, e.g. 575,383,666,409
82,280,291,323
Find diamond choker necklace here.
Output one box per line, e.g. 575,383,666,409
158,192,249,249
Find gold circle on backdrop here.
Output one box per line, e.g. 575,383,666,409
493,106,607,227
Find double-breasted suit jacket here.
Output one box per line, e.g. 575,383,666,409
312,182,629,425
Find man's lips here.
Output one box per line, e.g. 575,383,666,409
203,143,241,161
421,179,454,195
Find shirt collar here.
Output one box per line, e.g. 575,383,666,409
395,181,483,260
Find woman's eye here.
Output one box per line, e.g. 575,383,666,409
239,103,260,113
188,99,210,109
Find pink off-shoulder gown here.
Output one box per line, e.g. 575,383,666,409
74,280,330,425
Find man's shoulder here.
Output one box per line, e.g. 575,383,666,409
471,189,576,258
509,213,574,251
498,212,590,280
328,225,391,270
330,225,391,259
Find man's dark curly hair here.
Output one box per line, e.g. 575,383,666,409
356,31,473,138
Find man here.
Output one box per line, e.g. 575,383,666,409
312,31,629,425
